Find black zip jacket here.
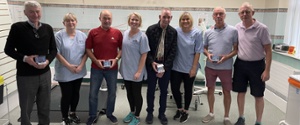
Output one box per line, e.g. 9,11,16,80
145,21,177,71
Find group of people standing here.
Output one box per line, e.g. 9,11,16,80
4,1,272,125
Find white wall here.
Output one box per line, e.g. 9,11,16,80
0,0,19,118
39,0,283,8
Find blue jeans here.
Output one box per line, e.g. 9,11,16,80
89,68,118,117
146,68,171,116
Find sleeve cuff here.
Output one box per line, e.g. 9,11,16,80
23,55,27,62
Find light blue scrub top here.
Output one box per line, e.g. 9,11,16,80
172,27,204,73
54,29,87,82
119,29,150,82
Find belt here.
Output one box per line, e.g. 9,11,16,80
237,57,265,63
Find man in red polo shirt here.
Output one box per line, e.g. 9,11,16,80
85,10,123,125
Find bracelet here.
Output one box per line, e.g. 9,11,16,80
115,57,119,60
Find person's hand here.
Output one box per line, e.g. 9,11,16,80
25,55,48,69
189,68,197,78
134,72,141,80
35,60,49,69
156,72,164,78
25,55,38,66
261,70,270,82
207,53,213,63
96,60,105,69
151,62,158,72
217,55,227,64
75,65,83,73
109,58,118,69
67,64,77,73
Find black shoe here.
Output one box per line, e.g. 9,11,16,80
234,117,245,125
86,116,97,125
173,110,182,120
179,112,189,123
145,113,153,124
158,114,168,125
62,118,72,125
99,109,106,115
69,113,81,124
107,115,118,124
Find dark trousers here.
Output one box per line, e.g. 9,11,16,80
170,70,195,110
146,69,171,116
17,70,51,125
58,78,83,119
124,80,143,116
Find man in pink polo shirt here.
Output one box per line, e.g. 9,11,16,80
232,2,272,125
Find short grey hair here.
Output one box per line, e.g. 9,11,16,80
213,6,226,14
240,2,254,12
24,1,41,10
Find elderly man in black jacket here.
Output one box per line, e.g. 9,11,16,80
4,1,57,125
145,8,177,125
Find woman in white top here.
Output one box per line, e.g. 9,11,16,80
54,13,87,125
119,12,150,125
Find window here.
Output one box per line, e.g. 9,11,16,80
283,0,300,58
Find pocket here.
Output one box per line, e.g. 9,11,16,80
132,40,140,48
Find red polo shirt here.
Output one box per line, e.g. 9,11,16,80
86,26,123,70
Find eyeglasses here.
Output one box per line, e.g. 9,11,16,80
213,13,225,16
239,10,251,15
33,29,39,38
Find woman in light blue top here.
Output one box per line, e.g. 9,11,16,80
54,13,87,125
170,11,204,123
119,12,150,125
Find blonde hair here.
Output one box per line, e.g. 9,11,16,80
127,12,142,27
24,1,41,10
63,13,77,22
179,11,194,28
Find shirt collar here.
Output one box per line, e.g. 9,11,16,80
240,19,258,30
27,20,42,29
214,23,227,31
249,19,259,29
157,21,168,30
99,26,111,31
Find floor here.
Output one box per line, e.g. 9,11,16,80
1,83,285,125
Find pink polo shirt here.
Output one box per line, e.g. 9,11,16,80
235,20,272,61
